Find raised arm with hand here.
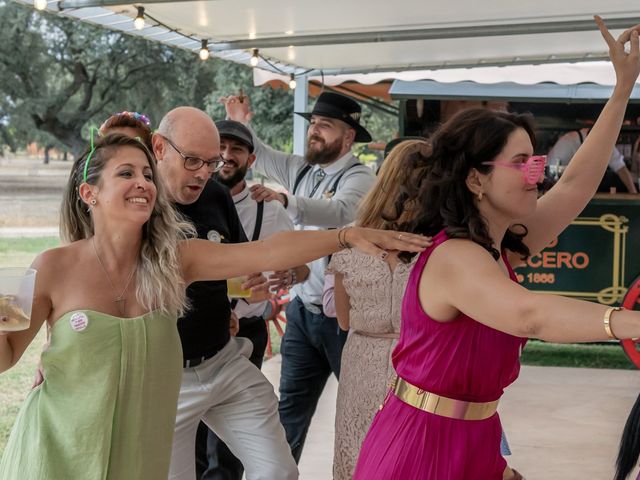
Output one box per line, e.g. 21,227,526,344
221,95,254,125
511,16,640,263
181,227,431,285
221,95,302,190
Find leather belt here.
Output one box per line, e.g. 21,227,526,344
183,351,217,368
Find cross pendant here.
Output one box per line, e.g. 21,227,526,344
115,297,126,316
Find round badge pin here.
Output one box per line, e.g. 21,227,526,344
207,230,222,243
69,312,89,332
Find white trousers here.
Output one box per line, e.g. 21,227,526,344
168,336,298,480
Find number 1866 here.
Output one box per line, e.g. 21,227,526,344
526,273,555,284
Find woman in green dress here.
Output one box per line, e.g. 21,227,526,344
0,133,429,479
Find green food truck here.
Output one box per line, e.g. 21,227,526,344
391,78,640,367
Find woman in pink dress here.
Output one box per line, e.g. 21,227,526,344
354,17,640,480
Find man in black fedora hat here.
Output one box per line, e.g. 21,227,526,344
223,91,376,463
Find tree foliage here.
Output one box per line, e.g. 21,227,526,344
203,61,295,152
0,1,218,157
0,1,397,161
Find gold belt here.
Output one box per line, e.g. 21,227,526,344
390,376,499,421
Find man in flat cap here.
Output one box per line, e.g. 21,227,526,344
224,91,375,462
196,119,311,480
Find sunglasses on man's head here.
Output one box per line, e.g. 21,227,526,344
482,155,547,185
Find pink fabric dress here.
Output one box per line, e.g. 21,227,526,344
353,230,527,480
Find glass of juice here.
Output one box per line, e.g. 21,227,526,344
226,275,252,299
0,268,37,332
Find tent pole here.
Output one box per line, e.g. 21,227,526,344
293,75,309,156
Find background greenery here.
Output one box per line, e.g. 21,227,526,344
0,1,296,157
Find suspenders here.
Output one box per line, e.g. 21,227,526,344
292,165,312,196
231,200,265,311
252,201,264,241
291,162,363,197
291,162,362,268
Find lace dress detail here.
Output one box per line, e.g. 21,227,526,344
328,249,416,480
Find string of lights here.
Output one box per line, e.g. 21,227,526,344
251,48,315,89
31,0,307,88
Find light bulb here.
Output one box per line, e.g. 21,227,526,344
134,7,145,30
34,0,47,10
199,40,210,61
289,74,297,90
250,49,259,67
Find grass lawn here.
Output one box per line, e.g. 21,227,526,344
521,340,636,370
521,339,635,369
0,237,59,269
0,328,46,454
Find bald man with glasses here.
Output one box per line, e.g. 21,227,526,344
153,106,298,480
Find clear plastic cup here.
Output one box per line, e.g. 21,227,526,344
0,268,37,332
226,275,251,299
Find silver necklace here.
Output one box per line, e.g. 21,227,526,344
91,237,137,317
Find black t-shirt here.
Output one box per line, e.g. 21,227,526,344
176,179,247,360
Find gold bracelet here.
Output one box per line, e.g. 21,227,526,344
603,306,623,340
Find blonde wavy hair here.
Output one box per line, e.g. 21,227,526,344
356,139,430,230
60,133,196,317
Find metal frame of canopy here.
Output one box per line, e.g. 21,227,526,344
14,0,640,153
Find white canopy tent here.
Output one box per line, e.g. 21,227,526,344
24,0,640,74
17,0,640,150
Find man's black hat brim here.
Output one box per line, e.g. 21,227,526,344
295,111,372,143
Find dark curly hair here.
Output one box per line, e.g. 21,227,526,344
391,108,537,262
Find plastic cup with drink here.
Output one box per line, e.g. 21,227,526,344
226,275,252,299
0,267,37,332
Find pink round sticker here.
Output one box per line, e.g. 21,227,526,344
69,312,89,332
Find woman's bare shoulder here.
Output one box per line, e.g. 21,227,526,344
31,240,85,275
427,238,495,274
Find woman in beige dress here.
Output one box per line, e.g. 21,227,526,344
328,140,428,480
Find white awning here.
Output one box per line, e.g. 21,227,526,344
253,61,632,87
19,0,640,76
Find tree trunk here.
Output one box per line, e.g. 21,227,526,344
63,151,68,162
43,145,51,165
